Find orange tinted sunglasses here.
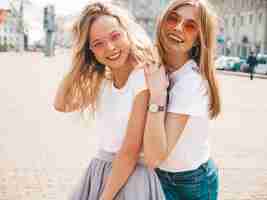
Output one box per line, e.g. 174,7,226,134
166,12,199,34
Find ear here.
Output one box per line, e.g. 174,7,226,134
194,36,201,46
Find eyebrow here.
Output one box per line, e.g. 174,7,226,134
169,10,198,24
91,30,121,43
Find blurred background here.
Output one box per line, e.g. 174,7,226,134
0,0,267,200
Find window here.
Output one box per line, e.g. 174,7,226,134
247,0,250,7
249,14,253,24
240,16,244,26
242,0,245,8
232,16,236,27
259,13,263,23
4,26,8,33
251,0,254,7
224,18,228,27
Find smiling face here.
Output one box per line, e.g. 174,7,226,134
89,15,131,71
161,5,200,56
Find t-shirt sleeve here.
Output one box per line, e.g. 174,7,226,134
167,75,209,117
131,68,148,97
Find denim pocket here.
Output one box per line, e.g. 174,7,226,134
172,166,206,186
156,169,172,186
156,160,219,200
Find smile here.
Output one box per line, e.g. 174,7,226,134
107,51,121,61
168,34,185,43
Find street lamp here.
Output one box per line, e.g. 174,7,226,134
18,0,24,52
43,5,56,57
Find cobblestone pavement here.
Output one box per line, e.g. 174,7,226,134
0,52,267,200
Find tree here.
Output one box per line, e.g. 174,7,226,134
0,9,8,24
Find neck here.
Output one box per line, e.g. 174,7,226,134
165,51,190,73
112,56,136,89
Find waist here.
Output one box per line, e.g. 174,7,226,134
159,153,210,172
95,150,145,165
156,159,217,178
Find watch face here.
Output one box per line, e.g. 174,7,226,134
149,104,158,112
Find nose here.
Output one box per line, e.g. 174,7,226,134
174,20,184,32
106,41,115,50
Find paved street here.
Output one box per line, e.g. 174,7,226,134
0,51,267,200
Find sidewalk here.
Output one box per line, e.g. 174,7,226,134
1,52,267,200
217,69,267,79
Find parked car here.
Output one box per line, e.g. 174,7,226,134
257,54,267,64
215,56,241,70
240,54,267,74
254,64,267,75
240,62,250,73
232,59,246,71
254,54,267,74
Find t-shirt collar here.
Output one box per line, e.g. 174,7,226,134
169,59,198,82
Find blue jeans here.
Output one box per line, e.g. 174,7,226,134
156,159,219,200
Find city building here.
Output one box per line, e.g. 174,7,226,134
0,11,18,50
55,15,74,48
211,0,267,57
113,0,171,38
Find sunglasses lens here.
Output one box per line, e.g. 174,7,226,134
184,22,198,33
166,14,178,28
166,11,199,33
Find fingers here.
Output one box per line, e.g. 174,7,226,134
144,62,161,76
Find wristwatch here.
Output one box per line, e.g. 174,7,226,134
148,103,165,113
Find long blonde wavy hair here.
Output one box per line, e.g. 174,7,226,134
156,0,221,118
62,2,155,113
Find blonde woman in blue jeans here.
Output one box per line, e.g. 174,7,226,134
144,0,221,199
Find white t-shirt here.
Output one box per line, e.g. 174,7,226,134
94,68,147,153
159,60,210,172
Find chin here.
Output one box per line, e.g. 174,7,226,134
166,44,181,53
168,44,189,54
107,56,128,70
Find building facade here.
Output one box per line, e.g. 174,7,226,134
0,12,18,50
211,0,267,57
55,15,74,48
112,0,171,38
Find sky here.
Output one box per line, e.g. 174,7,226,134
0,0,109,14
0,0,10,9
31,0,111,42
30,0,112,15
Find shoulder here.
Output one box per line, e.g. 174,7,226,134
128,67,148,95
168,70,209,116
130,67,146,81
172,68,206,93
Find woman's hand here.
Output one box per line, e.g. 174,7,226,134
144,63,169,105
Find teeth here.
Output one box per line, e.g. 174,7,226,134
168,34,184,43
108,52,121,60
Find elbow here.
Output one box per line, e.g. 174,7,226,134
53,100,67,112
119,149,140,165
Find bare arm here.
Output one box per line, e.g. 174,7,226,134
100,90,150,200
144,107,189,168
143,64,189,168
